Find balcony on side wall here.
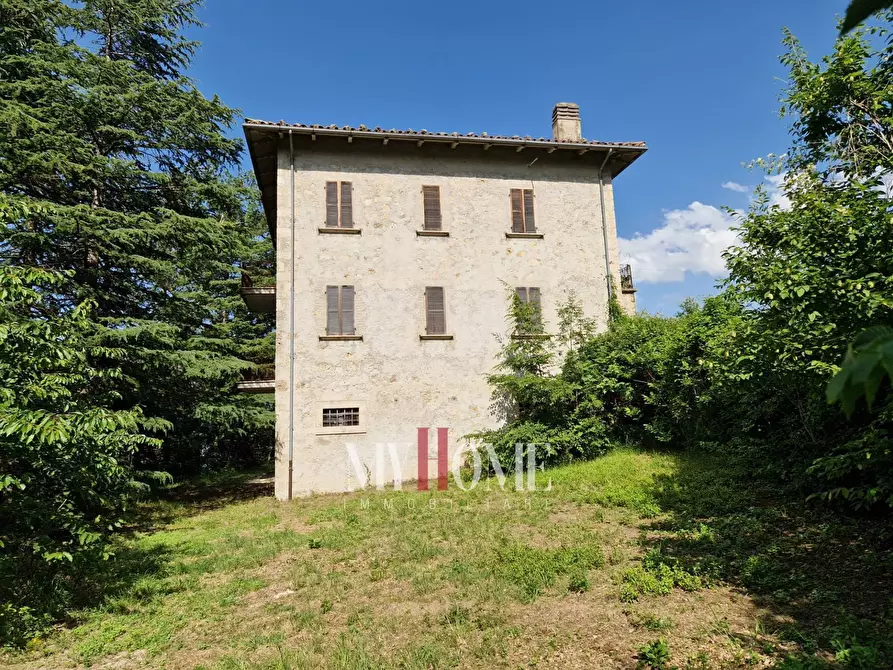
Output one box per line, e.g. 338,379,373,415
620,264,636,294
240,272,275,313
235,364,275,394
619,263,638,314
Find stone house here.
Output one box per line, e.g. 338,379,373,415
240,103,645,499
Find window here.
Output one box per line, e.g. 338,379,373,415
510,188,536,233
326,285,355,335
422,185,442,231
515,286,543,330
316,400,366,435
322,407,360,427
325,181,353,228
425,286,446,334
515,286,541,309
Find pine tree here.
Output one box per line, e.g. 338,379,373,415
0,0,274,472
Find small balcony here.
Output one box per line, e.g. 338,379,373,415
240,272,275,313
235,364,275,394
620,264,637,293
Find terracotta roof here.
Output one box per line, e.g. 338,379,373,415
243,118,647,245
244,118,646,149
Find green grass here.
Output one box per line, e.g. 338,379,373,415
4,448,892,669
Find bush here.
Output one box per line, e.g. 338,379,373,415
470,20,893,511
0,267,160,646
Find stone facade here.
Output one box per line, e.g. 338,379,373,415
243,105,644,499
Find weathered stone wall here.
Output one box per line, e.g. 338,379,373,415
273,146,627,498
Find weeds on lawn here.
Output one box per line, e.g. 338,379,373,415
619,546,709,602
566,571,589,593
626,610,674,632
636,638,672,669
493,541,604,601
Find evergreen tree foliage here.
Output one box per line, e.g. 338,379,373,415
0,0,274,473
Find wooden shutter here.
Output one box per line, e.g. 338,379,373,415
522,189,535,233
422,186,442,231
325,182,339,227
340,182,353,228
340,285,355,335
326,285,340,334
510,189,524,232
515,287,528,303
425,286,445,334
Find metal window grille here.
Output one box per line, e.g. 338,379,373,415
322,407,360,427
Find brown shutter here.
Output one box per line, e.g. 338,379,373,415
510,189,524,232
325,182,339,227
528,287,542,323
340,182,353,228
523,189,535,233
326,285,340,334
341,285,355,335
422,186,442,231
515,287,528,303
425,286,445,334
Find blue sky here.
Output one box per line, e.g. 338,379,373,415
186,0,846,313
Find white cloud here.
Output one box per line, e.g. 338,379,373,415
620,175,797,285
619,202,738,284
721,181,749,193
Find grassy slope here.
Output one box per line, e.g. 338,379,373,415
4,449,892,669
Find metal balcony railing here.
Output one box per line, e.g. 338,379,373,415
239,269,276,313
620,264,635,291
235,364,275,393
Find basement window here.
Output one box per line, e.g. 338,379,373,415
322,407,360,428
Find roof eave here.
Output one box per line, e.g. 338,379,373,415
243,120,647,154
243,121,647,242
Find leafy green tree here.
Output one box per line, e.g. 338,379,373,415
0,0,274,472
786,13,893,420
842,0,893,34
0,258,161,645
556,289,597,354
828,327,893,414
470,13,893,509
469,289,579,471
772,23,893,504
782,20,893,178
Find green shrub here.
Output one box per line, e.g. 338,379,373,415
0,266,161,646
637,638,672,670
0,603,48,650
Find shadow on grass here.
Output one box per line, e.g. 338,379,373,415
77,469,273,611
3,468,273,647
127,467,274,532
642,450,893,666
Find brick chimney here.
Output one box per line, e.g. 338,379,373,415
552,102,582,142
